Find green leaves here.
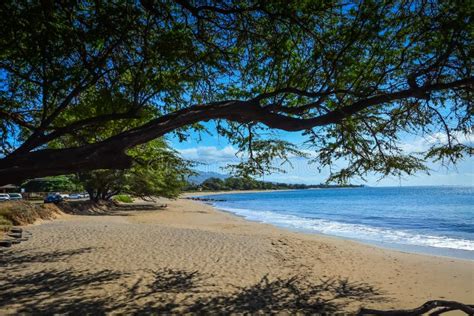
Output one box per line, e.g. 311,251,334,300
77,139,193,201
1,1,472,184
226,137,308,178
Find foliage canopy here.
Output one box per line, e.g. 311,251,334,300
0,0,472,185
77,139,192,201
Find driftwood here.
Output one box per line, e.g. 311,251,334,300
358,300,474,315
0,240,12,247
10,227,23,234
8,232,22,239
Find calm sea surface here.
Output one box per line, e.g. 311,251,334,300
201,186,474,260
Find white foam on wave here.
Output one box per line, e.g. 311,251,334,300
217,206,474,251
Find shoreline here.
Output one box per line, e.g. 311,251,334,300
183,189,297,197
214,205,474,262
1,197,472,313
187,190,474,261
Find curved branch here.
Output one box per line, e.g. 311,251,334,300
0,77,472,185
251,87,358,103
173,0,261,16
12,111,141,155
0,109,35,130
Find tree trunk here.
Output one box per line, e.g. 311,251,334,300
0,144,133,185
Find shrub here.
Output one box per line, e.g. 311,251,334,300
113,195,133,203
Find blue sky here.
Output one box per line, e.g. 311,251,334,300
170,122,474,187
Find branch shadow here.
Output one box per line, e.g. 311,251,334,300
127,269,204,302
0,268,124,313
114,204,167,211
120,271,386,313
186,275,386,314
1,266,387,314
57,201,166,216
0,247,96,267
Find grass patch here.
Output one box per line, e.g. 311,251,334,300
113,194,133,203
0,216,12,238
0,201,61,226
0,216,12,227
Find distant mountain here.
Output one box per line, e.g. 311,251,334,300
187,171,229,184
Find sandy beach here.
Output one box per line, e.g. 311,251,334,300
0,197,472,314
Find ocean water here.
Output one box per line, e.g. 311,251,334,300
201,186,474,260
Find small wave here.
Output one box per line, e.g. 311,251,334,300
217,206,474,251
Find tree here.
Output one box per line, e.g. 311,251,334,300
77,139,192,201
77,170,127,202
224,177,245,190
201,177,226,191
0,1,472,185
22,175,81,193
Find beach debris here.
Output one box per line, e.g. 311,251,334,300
8,232,22,239
0,227,30,247
358,299,474,315
10,227,22,234
0,240,12,247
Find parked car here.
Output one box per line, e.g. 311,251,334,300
47,192,68,199
44,194,64,204
7,193,22,200
0,194,10,201
68,193,82,199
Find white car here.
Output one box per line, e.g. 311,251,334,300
0,194,10,201
48,192,69,199
68,193,82,199
8,193,22,200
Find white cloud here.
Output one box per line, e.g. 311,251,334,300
400,131,474,153
178,145,240,163
426,131,474,145
176,134,474,186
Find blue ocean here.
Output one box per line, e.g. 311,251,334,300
202,186,474,260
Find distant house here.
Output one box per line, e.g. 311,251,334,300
0,184,19,193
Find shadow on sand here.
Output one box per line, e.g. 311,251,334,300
187,275,385,314
57,200,166,216
0,247,96,266
0,256,386,314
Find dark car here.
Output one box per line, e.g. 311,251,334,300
44,194,64,204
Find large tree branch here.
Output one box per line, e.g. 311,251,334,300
0,77,472,185
251,88,361,103
39,38,123,131
254,77,473,131
172,0,261,16
0,109,35,130
17,67,119,153
10,111,142,156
